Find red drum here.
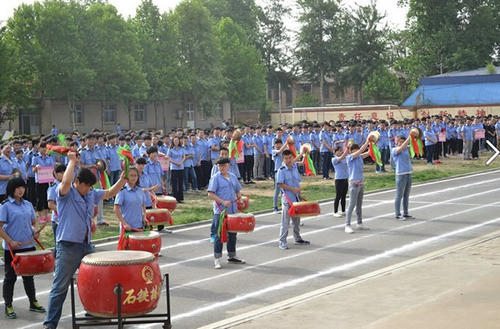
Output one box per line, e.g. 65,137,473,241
146,209,173,225
12,250,55,276
77,251,162,318
127,231,162,257
292,201,321,217
237,196,249,212
156,196,177,212
226,213,256,233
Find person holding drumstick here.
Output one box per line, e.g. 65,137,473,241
43,152,126,329
208,157,245,269
114,167,146,231
0,177,46,319
276,149,310,250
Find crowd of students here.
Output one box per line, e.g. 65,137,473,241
0,113,496,326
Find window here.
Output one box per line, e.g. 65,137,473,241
103,104,116,123
301,83,312,93
72,104,84,125
186,103,194,121
134,104,146,122
199,106,206,121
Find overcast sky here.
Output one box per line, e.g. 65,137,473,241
1,0,408,30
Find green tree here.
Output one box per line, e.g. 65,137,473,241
341,1,387,103
216,17,266,115
172,0,225,124
296,0,347,106
364,66,402,103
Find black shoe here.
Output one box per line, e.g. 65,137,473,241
227,257,246,264
157,225,165,231
29,301,46,313
248,181,256,184
403,214,414,219
294,239,310,245
5,305,16,319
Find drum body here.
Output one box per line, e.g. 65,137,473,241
77,251,162,318
156,196,177,212
226,213,255,233
127,231,162,257
292,201,321,217
12,250,55,276
146,209,173,225
237,196,249,211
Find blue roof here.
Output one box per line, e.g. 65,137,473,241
402,67,500,107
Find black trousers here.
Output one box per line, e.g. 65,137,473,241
244,155,254,182
321,152,333,178
200,160,211,188
334,179,348,213
472,140,479,158
26,177,36,205
171,169,184,202
4,247,38,308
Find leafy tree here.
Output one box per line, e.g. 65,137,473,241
341,1,387,103
296,0,347,106
216,17,266,115
364,66,402,103
172,0,225,123
293,93,319,107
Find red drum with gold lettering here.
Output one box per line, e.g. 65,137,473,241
156,196,177,212
146,209,173,225
237,196,249,212
77,251,162,318
226,213,255,233
127,231,162,257
292,201,321,217
11,250,55,276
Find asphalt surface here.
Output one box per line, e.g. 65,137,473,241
2,169,500,329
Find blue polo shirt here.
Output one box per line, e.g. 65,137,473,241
167,147,185,170
272,149,283,171
346,154,364,181
80,147,97,166
207,172,241,215
242,134,254,156
114,184,145,229
197,139,209,161
56,186,105,243
32,154,55,183
310,131,320,151
0,197,36,250
0,155,14,194
424,128,437,146
13,158,28,181
107,145,122,171
208,136,221,161
391,147,413,175
319,129,332,153
276,163,301,204
378,129,390,149
184,144,195,168
252,134,265,155
145,159,163,194
139,173,153,208
48,180,60,223
332,156,348,180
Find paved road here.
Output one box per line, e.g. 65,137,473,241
3,169,500,329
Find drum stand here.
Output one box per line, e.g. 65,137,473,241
70,273,172,329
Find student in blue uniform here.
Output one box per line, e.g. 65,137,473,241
114,167,146,230
392,135,414,220
43,152,126,329
207,157,245,269
345,140,370,234
47,164,66,251
332,147,349,217
276,150,310,250
0,177,46,319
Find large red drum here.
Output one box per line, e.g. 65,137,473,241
146,209,173,225
77,251,162,318
237,196,249,212
127,231,162,257
292,201,321,217
226,213,255,233
11,250,55,276
156,196,177,212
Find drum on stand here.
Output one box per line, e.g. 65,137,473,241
146,208,173,225
291,201,321,217
77,250,162,318
156,196,177,212
127,231,162,257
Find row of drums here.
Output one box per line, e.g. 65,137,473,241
10,197,321,318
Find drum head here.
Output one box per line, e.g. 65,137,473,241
228,212,254,218
157,196,176,202
146,209,169,214
82,251,154,265
16,250,52,256
129,231,160,240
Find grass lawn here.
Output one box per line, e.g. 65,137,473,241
21,153,500,249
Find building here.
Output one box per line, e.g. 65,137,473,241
401,66,500,118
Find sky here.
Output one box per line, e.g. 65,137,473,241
0,0,408,30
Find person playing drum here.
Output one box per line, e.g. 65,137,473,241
43,152,126,329
0,177,46,319
276,149,310,250
207,157,245,269
114,167,146,231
